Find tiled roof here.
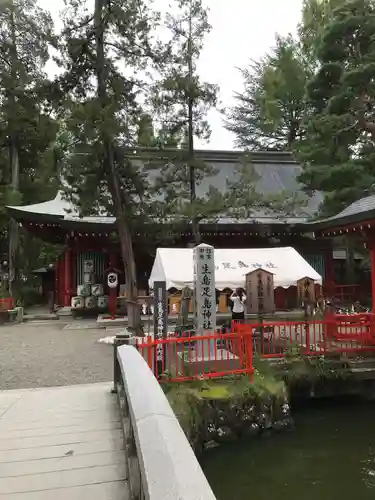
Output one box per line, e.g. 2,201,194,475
305,194,375,231
332,195,375,219
195,160,322,220
7,149,322,226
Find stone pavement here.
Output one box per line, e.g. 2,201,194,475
0,322,113,390
0,382,129,499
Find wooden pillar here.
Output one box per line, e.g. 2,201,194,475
324,250,335,297
64,247,72,307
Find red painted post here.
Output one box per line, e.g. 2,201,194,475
108,289,117,319
245,332,254,382
370,241,375,314
108,251,117,319
324,249,335,297
54,257,59,307
147,335,153,370
64,247,72,307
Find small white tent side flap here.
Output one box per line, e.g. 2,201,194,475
149,247,322,291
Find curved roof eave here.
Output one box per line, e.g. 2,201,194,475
6,192,117,229
7,191,74,217
302,194,375,233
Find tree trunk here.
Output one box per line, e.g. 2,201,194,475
94,0,140,332
187,12,200,245
9,141,19,297
8,3,20,298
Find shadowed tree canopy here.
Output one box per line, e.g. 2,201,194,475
298,0,348,66
0,0,60,295
298,0,375,216
55,0,168,330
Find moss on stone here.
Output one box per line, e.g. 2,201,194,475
162,366,290,453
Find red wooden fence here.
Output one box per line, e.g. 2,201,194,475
136,315,375,382
136,330,254,382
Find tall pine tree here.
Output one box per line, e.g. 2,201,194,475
0,0,58,295
56,0,165,330
149,0,219,243
225,35,311,151
299,0,375,216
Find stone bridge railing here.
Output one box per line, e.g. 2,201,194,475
114,338,217,500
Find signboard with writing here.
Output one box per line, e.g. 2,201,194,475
215,260,277,271
153,281,168,376
245,268,275,314
193,244,216,337
297,277,315,306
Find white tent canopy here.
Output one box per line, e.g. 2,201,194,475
149,246,322,291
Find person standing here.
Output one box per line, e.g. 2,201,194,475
230,288,246,322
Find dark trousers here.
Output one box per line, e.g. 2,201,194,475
232,311,245,321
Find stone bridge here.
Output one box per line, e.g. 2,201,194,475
0,335,216,499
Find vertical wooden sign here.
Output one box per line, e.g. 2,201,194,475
153,281,167,377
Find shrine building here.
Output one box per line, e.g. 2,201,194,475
6,148,340,311
305,194,375,310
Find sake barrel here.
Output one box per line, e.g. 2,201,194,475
85,296,97,309
91,284,103,296
71,296,84,309
77,284,91,297
97,295,109,309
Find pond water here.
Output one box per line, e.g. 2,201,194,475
200,398,375,500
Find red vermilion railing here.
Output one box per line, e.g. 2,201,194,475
324,284,364,303
136,315,375,382
0,297,15,311
136,330,254,382
232,316,375,358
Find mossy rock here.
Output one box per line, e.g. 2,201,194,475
163,368,292,454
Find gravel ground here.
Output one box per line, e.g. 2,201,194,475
0,321,113,390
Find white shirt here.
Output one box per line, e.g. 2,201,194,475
230,293,246,313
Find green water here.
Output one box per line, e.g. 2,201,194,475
200,398,375,500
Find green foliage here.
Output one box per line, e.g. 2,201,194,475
281,347,350,385
298,0,348,66
298,0,375,215
55,0,161,220
0,0,58,198
148,0,221,241
0,0,60,292
150,0,218,144
225,35,311,151
164,371,286,438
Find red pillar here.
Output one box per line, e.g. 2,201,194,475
55,258,59,307
108,250,117,318
64,247,72,307
324,250,335,297
369,242,375,313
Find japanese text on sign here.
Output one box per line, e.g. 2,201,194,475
156,301,164,338
153,281,167,363
217,261,277,270
194,244,216,334
199,250,213,330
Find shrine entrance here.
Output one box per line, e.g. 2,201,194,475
308,195,375,312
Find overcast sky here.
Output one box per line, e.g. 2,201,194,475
38,0,303,151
